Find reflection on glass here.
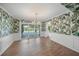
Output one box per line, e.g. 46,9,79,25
22,23,40,39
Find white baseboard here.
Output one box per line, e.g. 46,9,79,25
0,33,20,56
48,32,79,53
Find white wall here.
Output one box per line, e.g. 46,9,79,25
0,33,20,55
48,32,79,52
0,39,2,55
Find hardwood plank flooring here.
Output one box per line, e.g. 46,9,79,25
2,37,79,56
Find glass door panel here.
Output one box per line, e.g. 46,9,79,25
22,23,40,39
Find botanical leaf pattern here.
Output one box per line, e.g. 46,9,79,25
0,8,19,37
51,11,79,36
51,12,72,35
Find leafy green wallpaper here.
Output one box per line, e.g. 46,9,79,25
0,8,19,37
62,3,79,12
12,19,19,33
71,12,79,36
51,11,79,36
61,3,79,36
51,12,72,35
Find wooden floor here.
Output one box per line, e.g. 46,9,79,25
2,37,79,56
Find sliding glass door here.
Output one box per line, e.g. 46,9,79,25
21,23,40,39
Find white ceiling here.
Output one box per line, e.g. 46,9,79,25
0,3,71,22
